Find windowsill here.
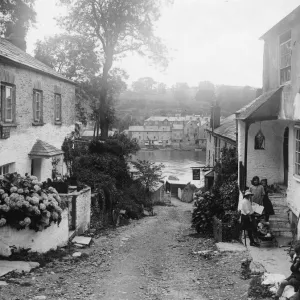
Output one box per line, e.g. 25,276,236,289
0,123,17,128
32,122,45,126
293,175,300,183
54,121,62,125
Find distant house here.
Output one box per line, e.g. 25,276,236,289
0,37,76,181
205,113,236,167
128,125,171,146
172,124,184,143
236,5,300,237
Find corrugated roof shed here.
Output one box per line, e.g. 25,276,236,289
207,114,236,142
28,140,64,158
0,38,74,84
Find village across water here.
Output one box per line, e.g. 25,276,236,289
133,149,206,186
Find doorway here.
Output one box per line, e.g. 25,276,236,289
283,127,289,186
31,158,42,181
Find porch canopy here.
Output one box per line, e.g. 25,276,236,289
236,87,283,122
28,139,64,159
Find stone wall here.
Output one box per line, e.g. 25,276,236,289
0,210,69,254
0,63,75,181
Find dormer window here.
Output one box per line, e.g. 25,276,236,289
279,30,292,85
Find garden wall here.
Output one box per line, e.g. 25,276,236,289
0,210,69,255
60,187,91,235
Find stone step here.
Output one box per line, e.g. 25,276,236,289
269,216,289,222
270,220,290,227
270,225,291,232
271,229,293,237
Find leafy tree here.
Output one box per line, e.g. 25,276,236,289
34,35,128,127
0,0,36,38
157,82,167,94
172,82,190,103
132,77,157,93
58,0,169,139
34,34,100,82
132,160,164,193
195,81,216,105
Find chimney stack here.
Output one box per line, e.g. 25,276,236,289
5,21,27,52
210,105,221,130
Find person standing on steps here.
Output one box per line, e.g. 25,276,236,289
249,176,265,206
240,190,260,247
261,179,275,222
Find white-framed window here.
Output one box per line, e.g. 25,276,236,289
0,163,12,175
295,127,300,176
279,30,292,85
33,90,43,123
0,83,15,123
54,93,62,122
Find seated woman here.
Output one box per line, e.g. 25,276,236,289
261,179,275,222
240,190,260,247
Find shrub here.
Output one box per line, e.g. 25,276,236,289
0,173,66,231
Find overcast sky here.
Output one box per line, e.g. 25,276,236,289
26,0,300,88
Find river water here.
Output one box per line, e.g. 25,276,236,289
133,150,206,185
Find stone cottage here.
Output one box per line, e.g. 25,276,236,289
236,5,300,237
0,37,76,181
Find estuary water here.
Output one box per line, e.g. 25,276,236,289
133,149,206,184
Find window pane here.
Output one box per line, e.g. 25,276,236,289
55,94,61,121
5,87,12,121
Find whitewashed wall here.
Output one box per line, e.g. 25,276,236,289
0,210,69,254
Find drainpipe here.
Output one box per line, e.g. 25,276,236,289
244,121,250,189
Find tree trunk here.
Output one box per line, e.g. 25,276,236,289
98,51,113,140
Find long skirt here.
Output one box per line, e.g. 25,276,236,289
263,194,275,215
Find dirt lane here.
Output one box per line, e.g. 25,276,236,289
93,200,205,300
1,198,250,300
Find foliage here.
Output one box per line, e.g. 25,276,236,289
132,159,164,192
0,0,36,37
0,173,66,232
89,133,140,158
172,82,190,103
195,81,216,105
34,34,128,126
34,34,100,82
192,191,220,235
58,0,169,139
192,146,239,239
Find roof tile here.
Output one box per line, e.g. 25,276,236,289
28,140,64,158
0,38,74,84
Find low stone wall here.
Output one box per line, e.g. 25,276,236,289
60,187,91,235
0,210,69,255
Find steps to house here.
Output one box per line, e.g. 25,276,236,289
267,193,292,238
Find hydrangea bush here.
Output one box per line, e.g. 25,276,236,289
0,173,67,231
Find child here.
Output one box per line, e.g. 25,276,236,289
249,176,265,206
261,179,275,222
240,190,260,247
275,241,300,300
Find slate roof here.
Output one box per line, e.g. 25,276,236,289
236,87,282,120
260,5,300,40
207,114,236,142
0,38,74,84
28,140,64,158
